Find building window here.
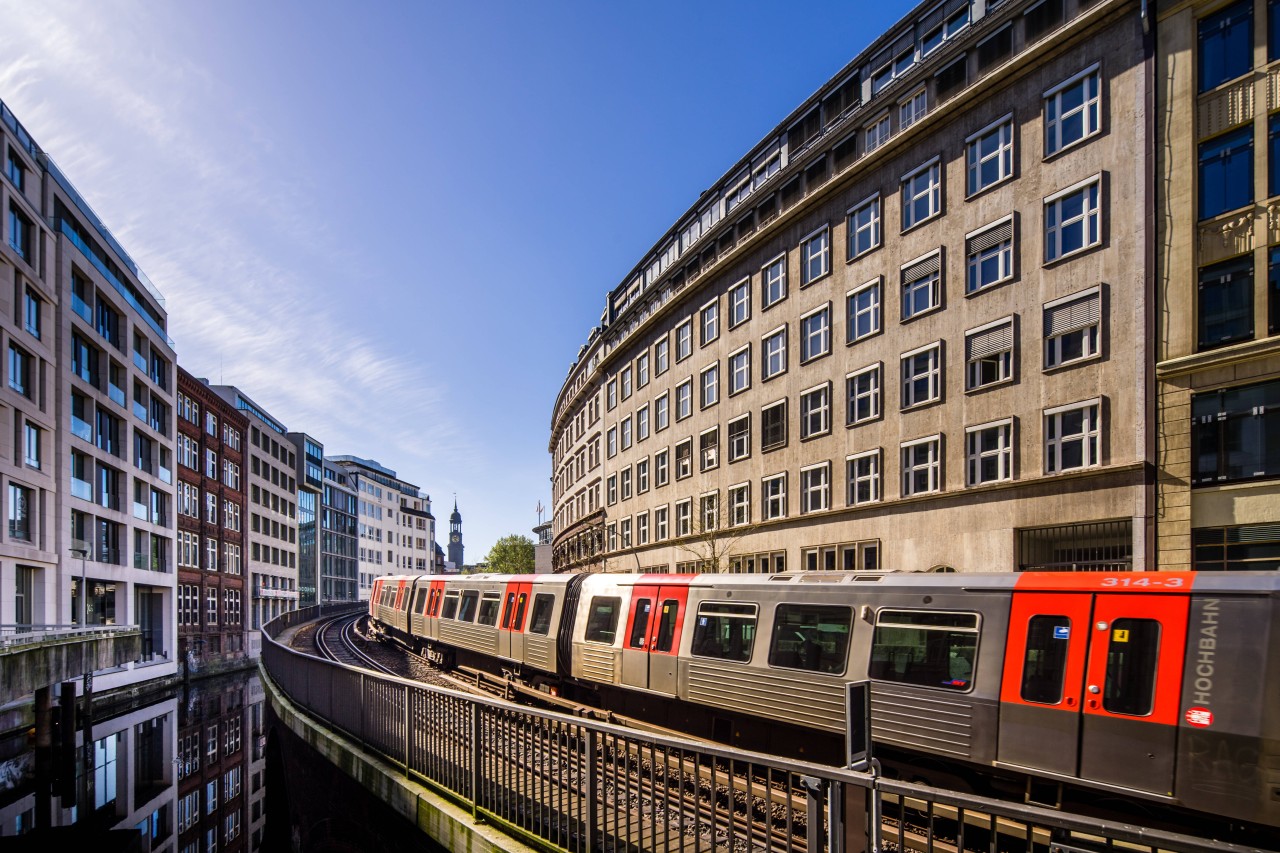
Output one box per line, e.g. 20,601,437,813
728,483,750,526
655,449,669,486
1269,247,1280,336
1045,65,1101,156
901,435,943,496
800,226,830,286
847,450,881,506
1045,288,1102,367
1198,256,1253,351
799,463,830,514
1199,1,1252,94
636,405,650,441
675,439,692,480
729,278,751,328
620,467,632,501
675,500,691,537
847,195,881,260
636,511,649,545
700,300,720,346
607,427,617,458
800,383,831,439
966,218,1014,293
6,148,24,191
8,344,31,398
1045,399,1102,473
865,113,891,152
8,203,32,261
8,483,32,541
901,342,942,409
636,352,650,388
901,160,941,230
800,305,831,363
847,278,881,344
655,338,670,375
654,506,668,541
966,317,1015,390
620,366,632,401
700,492,719,532
967,419,1014,485
607,379,617,411
1191,378,1280,485
761,400,787,451
1044,176,1101,262
762,326,787,380
676,379,692,420
728,346,751,395
977,23,1013,70
762,474,787,520
700,428,719,471
846,363,881,425
607,475,617,505
901,251,942,320
23,290,40,340
966,116,1014,195
675,320,692,362
761,253,787,309
637,457,650,493
655,392,669,431
23,423,40,469
728,415,750,462
1199,127,1253,221
620,416,633,450
700,363,719,409
1193,523,1280,571
900,88,927,129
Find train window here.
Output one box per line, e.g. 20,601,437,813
513,593,528,631
768,604,851,674
869,609,979,691
584,597,623,643
1020,615,1071,704
654,599,679,652
528,594,555,635
458,591,479,622
441,592,460,620
628,599,653,648
691,602,757,662
429,588,442,616
502,593,517,628
1103,618,1160,716
413,589,429,615
477,594,501,626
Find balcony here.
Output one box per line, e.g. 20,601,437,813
71,478,92,501
132,400,147,422
157,465,172,485
71,292,93,323
57,218,173,347
108,382,125,407
71,415,92,443
133,552,168,573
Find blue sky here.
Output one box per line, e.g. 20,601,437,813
0,0,916,558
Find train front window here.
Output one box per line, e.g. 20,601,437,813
628,599,652,648
1103,618,1160,716
584,596,622,643
869,609,979,691
691,602,757,662
441,592,459,620
457,591,479,622
768,604,852,674
1021,615,1070,704
476,594,501,626
528,594,554,634
654,599,679,652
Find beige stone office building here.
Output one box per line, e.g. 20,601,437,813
550,0,1157,574
330,456,433,599
1155,0,1280,572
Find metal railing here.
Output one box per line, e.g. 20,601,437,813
0,624,140,651
261,606,1269,853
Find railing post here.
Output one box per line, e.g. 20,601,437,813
470,701,481,820
404,685,411,775
827,779,844,853
802,775,824,853
583,727,597,853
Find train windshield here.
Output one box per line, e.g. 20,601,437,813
869,609,979,691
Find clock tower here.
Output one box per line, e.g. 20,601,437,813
447,498,464,568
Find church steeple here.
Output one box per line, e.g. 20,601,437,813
448,496,464,567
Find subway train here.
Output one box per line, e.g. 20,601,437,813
367,569,1280,835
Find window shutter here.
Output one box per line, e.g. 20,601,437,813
1045,293,1100,336
903,252,942,282
967,322,1014,360
967,220,1013,254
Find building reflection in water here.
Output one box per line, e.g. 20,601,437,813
0,667,264,851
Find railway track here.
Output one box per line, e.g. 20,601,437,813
314,613,396,673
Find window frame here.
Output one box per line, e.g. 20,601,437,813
762,325,788,380
901,341,943,410
1044,64,1102,157
800,303,832,363
728,344,751,396
800,461,831,514
901,434,944,497
762,473,787,520
901,249,943,321
729,277,752,328
800,225,832,286
965,418,1015,486
1044,286,1102,369
727,413,751,462
847,449,882,506
847,277,882,344
847,194,882,261
1044,174,1102,263
761,252,788,309
965,216,1015,294
965,114,1015,197
1044,398,1103,474
965,315,1016,391
800,382,832,440
846,363,882,426
901,158,942,231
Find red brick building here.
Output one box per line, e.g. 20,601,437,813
177,367,249,673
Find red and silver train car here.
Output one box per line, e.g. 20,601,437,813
369,570,1280,834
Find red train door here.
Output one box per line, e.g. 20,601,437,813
620,581,689,693
999,578,1191,795
499,580,532,661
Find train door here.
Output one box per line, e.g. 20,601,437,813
619,583,688,693
500,581,532,662
999,587,1190,794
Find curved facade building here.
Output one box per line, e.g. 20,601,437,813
550,0,1153,574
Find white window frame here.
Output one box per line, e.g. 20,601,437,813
728,345,751,395
636,404,650,441
675,499,692,537
654,505,669,541
847,277,882,344
800,225,831,286
846,363,882,426
899,87,927,129
621,416,633,450
727,414,750,462
620,366,633,401
800,382,832,440
901,158,942,231
901,434,944,497
865,112,891,152
700,363,719,409
729,277,751,328
655,449,669,486
966,418,1015,485
761,253,788,309
901,249,942,320
620,466,633,501
655,392,670,431
699,426,719,471
675,379,692,420
901,341,943,410
1044,64,1101,157
800,462,831,514
847,194,882,260
636,352,650,388
675,439,692,479
965,114,1015,196
965,216,1015,294
762,326,787,379
965,315,1015,391
675,319,693,362
1044,174,1102,263
1045,398,1102,473
607,427,617,458
847,449,881,506
637,510,650,545
762,473,787,520
700,299,720,346
607,379,617,410
728,482,751,526
1044,286,1102,369
655,337,670,375
636,457,650,493
800,304,831,363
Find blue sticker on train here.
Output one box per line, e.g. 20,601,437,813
1054,626,1070,640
